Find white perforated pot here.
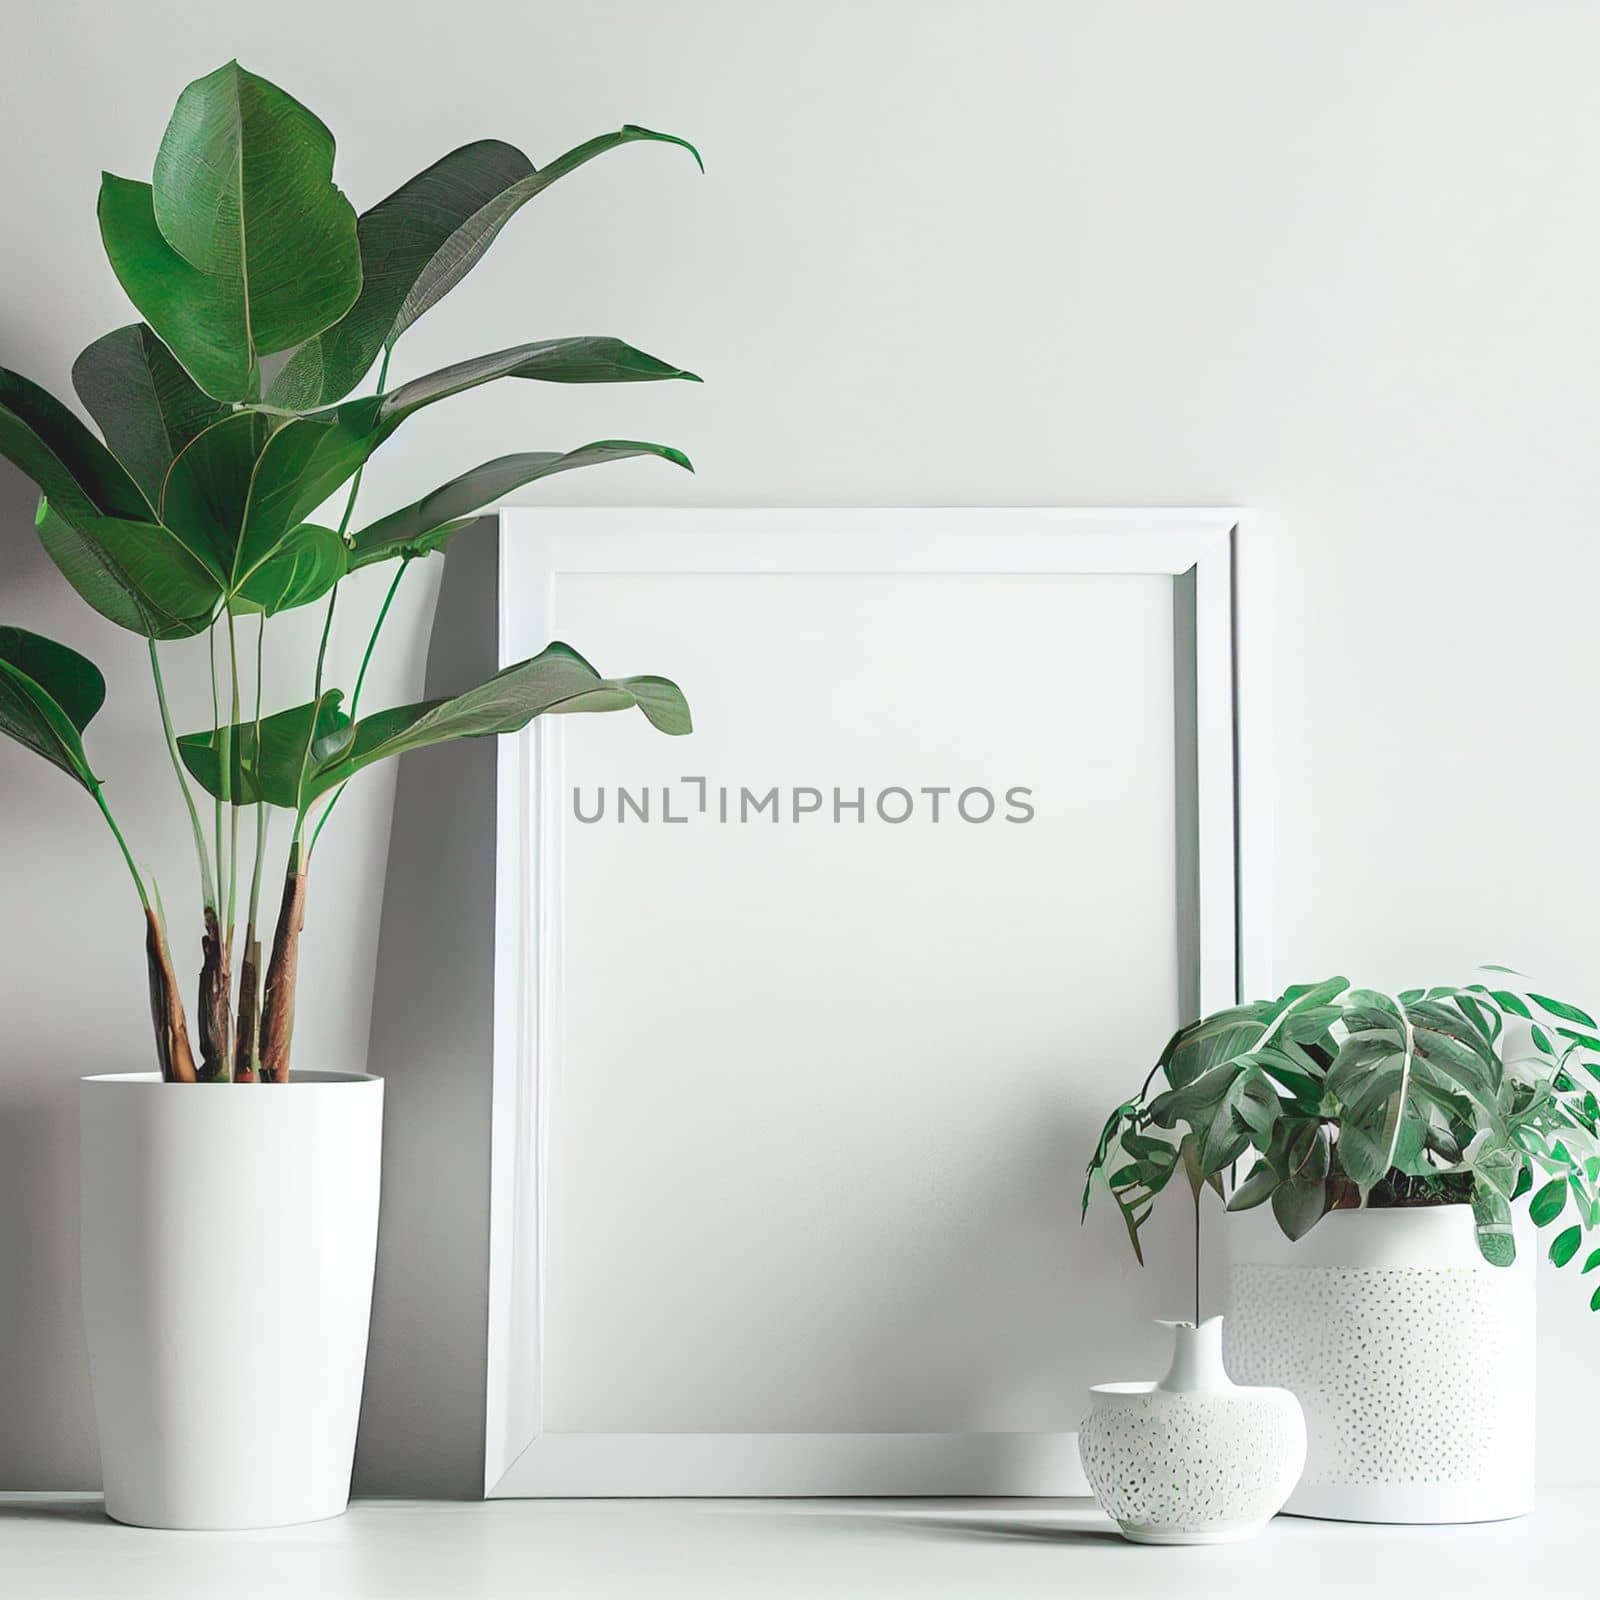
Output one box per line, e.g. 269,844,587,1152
1079,1317,1305,1544
1224,1203,1534,1524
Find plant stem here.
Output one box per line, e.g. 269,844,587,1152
148,638,216,912
91,783,149,910
230,614,273,1080
198,620,236,1080
353,557,409,714
338,347,389,545
311,582,339,710
145,904,199,1083
299,348,392,856
1194,1188,1202,1327
308,555,413,858
311,348,390,700
209,619,226,920
258,842,309,1083
248,614,269,932
226,608,242,939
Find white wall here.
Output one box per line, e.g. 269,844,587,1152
3,0,1599,1487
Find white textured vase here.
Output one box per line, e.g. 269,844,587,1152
1078,1317,1306,1544
80,1071,384,1530
1225,1204,1534,1523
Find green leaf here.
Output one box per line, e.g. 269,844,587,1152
1195,1091,1253,1174
1,365,152,524
1470,1137,1523,1203
1550,1223,1583,1268
71,324,229,507
1390,1109,1431,1176
270,127,701,407
1591,1283,1600,1312
1119,1130,1180,1177
1114,1190,1153,1267
302,641,690,802
1411,1032,1499,1110
1153,1049,1301,1161
1226,1158,1279,1212
1231,1068,1282,1142
230,523,346,616
1147,1059,1244,1129
179,690,348,809
1278,1006,1343,1045
1179,1131,1225,1202
1533,994,1599,1029
1252,1049,1323,1107
1472,1185,1517,1267
387,126,700,349
349,441,694,569
1455,993,1502,1046
98,174,257,404
36,501,219,640
1337,1097,1404,1192
172,351,673,588
1271,1177,1330,1241
1530,1176,1568,1227
1584,1247,1600,1274
230,397,386,576
346,517,476,572
1160,1014,1264,1090
158,410,270,578
0,628,105,731
1483,988,1532,1019
1082,1101,1141,1219
0,626,105,790
183,643,692,813
376,338,701,426
1326,990,1415,1191
156,404,364,609
1162,979,1349,1091
1083,1104,1182,1233
130,62,361,400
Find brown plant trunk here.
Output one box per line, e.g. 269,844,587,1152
234,931,262,1082
144,907,198,1083
258,863,308,1084
197,907,233,1081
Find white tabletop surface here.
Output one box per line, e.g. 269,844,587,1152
0,1493,1587,1598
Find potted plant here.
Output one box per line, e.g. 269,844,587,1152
1083,975,1600,1523
0,60,703,1529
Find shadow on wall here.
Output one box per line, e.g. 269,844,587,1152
353,522,497,1498
0,460,101,1489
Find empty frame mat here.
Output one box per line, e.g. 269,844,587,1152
489,509,1240,1496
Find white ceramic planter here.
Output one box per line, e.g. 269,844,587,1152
80,1071,383,1530
1225,1203,1534,1523
1078,1317,1306,1544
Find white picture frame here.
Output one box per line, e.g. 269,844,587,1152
487,508,1266,1497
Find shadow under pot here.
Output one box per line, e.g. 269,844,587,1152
1224,1202,1534,1524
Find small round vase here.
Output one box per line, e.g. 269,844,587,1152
1078,1316,1306,1545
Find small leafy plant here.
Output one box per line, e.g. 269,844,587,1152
1083,975,1600,1311
0,62,703,1082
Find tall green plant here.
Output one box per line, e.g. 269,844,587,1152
1,61,703,1082
1083,976,1600,1312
